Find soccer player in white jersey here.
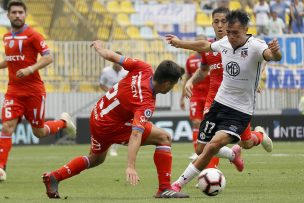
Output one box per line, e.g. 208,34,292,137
165,10,282,191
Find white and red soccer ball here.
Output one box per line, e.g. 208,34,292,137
197,168,226,196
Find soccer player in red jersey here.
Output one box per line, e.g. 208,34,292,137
0,0,76,181
180,35,210,161
42,40,189,199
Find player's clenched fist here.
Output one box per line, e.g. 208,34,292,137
126,167,140,186
90,40,104,52
268,38,280,54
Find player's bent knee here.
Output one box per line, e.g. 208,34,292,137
239,141,254,149
88,152,106,168
32,128,46,138
158,132,172,145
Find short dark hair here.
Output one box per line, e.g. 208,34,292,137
153,60,185,84
226,10,250,26
115,51,122,55
212,7,230,17
7,0,26,12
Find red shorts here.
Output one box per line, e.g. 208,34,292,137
89,114,153,154
1,93,46,128
240,123,251,141
189,98,206,121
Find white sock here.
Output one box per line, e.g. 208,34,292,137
176,163,200,186
216,146,235,161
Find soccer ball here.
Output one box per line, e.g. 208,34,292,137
197,168,226,196
0,168,6,181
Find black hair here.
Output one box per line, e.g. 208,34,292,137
7,0,26,12
212,7,230,17
226,10,250,26
115,51,122,55
153,60,185,84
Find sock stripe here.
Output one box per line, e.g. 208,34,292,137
44,124,51,134
155,146,171,152
0,136,12,139
83,156,90,168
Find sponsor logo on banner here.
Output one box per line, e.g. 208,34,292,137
266,66,304,88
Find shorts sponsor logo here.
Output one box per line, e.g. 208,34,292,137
229,125,238,132
144,109,152,118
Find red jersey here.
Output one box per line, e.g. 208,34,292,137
92,57,155,134
3,25,49,95
185,53,209,100
201,40,223,108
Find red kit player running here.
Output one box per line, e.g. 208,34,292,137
0,0,76,181
42,40,189,199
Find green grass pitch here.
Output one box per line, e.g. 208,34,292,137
0,142,304,203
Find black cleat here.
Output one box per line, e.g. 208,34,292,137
154,189,190,198
42,172,60,198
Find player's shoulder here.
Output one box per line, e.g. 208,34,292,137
248,36,267,49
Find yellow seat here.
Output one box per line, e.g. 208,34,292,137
120,0,135,13
44,83,56,93
93,0,106,13
0,27,8,36
229,1,241,10
97,27,110,40
196,13,211,26
79,82,97,92
107,1,120,13
126,26,141,39
116,13,130,26
248,26,257,35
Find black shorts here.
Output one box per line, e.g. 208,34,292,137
198,101,251,144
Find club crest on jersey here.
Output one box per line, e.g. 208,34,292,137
241,49,248,58
9,40,14,48
144,109,152,118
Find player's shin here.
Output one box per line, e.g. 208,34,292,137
154,145,172,192
0,132,12,170
175,162,200,187
52,156,90,181
216,146,234,160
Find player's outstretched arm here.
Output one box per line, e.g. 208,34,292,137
165,34,212,52
16,54,53,78
126,129,143,186
180,72,191,110
91,40,121,64
263,38,282,62
0,60,7,69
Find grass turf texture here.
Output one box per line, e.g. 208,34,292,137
0,142,304,203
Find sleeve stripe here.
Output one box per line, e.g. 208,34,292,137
119,56,125,65
41,50,50,56
132,126,144,132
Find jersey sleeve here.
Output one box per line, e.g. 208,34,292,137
132,107,154,132
32,32,50,56
119,56,150,72
210,40,221,53
253,38,269,61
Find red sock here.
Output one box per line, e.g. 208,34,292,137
44,120,66,135
192,129,199,151
251,131,263,146
205,157,220,169
0,132,12,169
52,156,89,181
154,145,172,192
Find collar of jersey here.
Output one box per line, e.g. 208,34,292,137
233,34,252,53
150,77,156,96
11,24,28,37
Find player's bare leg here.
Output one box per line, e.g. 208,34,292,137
0,118,18,181
143,125,189,198
42,150,107,198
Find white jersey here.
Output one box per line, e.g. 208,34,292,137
99,66,128,88
211,35,268,115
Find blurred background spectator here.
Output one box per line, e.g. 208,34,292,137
254,0,270,35
290,0,304,33
266,10,286,35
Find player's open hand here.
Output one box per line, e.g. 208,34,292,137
90,40,104,53
16,67,33,78
165,34,180,48
185,80,193,98
126,167,140,186
268,38,280,54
